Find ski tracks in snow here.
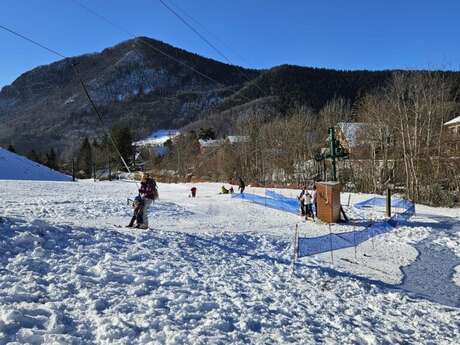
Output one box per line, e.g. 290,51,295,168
0,181,459,344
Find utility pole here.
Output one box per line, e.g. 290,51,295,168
316,127,348,182
72,159,75,182
328,127,338,182
386,186,392,218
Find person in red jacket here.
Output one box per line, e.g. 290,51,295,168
137,172,158,229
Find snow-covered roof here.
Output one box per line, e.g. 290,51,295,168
199,139,224,147
444,116,460,126
133,129,180,147
199,136,248,148
0,148,71,181
337,122,368,147
227,135,248,144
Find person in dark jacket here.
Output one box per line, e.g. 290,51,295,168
190,187,197,197
137,172,158,229
298,186,307,216
238,177,245,194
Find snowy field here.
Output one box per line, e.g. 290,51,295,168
0,180,459,344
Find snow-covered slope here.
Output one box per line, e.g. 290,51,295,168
0,148,71,181
0,181,459,344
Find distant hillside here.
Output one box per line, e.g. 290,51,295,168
0,148,71,181
0,37,258,156
1,36,460,158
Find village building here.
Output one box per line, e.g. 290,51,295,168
199,135,248,154
444,116,460,155
132,129,180,157
335,122,370,159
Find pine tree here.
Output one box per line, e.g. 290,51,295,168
77,137,93,176
7,144,16,153
111,126,134,169
45,148,58,170
28,150,42,164
198,127,216,140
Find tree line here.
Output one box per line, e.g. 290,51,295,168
151,71,459,206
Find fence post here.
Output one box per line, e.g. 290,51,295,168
328,224,334,265
386,188,391,218
72,159,75,182
291,224,299,275
353,226,357,261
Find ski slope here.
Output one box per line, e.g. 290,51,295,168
0,148,71,181
0,181,459,344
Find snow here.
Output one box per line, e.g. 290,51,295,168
444,115,460,126
0,148,71,181
133,129,180,147
0,181,459,344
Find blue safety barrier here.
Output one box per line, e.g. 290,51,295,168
298,196,415,257
232,191,415,258
231,191,299,214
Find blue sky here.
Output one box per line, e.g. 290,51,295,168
1,0,460,87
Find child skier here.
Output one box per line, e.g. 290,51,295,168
127,195,144,228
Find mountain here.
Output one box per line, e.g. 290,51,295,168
0,37,259,157
1,36,459,158
0,147,71,181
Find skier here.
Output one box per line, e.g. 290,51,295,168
127,195,144,228
238,177,245,194
136,172,158,229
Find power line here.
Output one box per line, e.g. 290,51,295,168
166,0,252,67
157,0,266,96
71,0,254,103
71,0,227,89
0,23,136,182
0,24,66,59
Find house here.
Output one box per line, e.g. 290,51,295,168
198,138,225,153
444,116,460,154
132,129,180,156
335,122,370,158
199,136,248,153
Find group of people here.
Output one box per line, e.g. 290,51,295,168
131,175,318,229
130,174,246,229
298,185,317,221
220,185,234,194
220,177,245,195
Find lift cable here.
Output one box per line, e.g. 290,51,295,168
0,23,136,184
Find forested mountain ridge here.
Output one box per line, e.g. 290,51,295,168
0,37,258,156
1,36,459,157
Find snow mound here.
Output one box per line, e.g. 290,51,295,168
0,148,71,181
